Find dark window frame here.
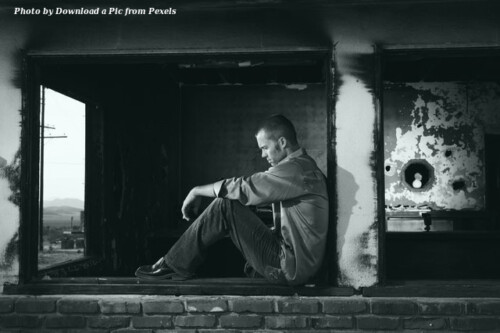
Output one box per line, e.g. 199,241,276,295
12,48,348,296
378,45,500,285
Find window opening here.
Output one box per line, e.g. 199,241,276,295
22,52,333,286
38,86,86,270
383,50,500,280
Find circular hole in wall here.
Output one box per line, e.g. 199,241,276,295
402,159,435,191
445,150,453,157
452,179,466,191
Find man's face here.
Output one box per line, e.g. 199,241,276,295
256,130,287,167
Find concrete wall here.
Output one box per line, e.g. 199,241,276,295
1,1,500,289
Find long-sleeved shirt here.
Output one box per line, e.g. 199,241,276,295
213,148,329,285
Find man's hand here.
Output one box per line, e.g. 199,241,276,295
181,188,202,221
180,183,218,222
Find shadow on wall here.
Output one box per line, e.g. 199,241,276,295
336,166,358,280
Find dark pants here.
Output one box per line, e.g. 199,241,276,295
164,198,283,281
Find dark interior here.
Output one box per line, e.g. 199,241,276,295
384,52,500,82
37,53,328,278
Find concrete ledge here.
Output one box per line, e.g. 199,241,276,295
3,277,354,297
364,281,500,298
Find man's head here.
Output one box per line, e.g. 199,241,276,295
255,114,299,166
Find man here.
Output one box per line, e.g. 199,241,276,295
136,114,329,285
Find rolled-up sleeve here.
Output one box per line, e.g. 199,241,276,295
216,163,305,206
213,180,225,197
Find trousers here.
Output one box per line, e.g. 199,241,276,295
164,198,283,281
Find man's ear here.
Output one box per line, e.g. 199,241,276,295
278,136,287,149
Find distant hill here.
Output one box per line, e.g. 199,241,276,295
43,205,83,228
44,198,84,209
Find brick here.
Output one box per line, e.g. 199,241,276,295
45,315,86,328
88,316,130,329
277,299,319,313
58,299,99,314
132,316,172,328
101,300,141,314
419,301,463,315
16,298,56,313
0,315,43,328
198,330,239,333
469,301,500,315
186,299,227,312
312,315,353,329
0,298,15,313
111,330,153,333
322,299,368,314
450,317,499,331
143,301,184,314
371,300,416,315
270,331,331,333
174,315,216,328
357,316,400,330
228,299,273,313
156,330,196,333
13,331,69,333
265,316,308,329
403,317,447,330
63,330,108,333
220,314,262,328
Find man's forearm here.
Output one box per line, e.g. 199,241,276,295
191,183,218,198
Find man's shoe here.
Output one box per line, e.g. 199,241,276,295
135,257,188,280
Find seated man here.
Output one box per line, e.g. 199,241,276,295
136,114,329,285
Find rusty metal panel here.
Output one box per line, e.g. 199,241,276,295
384,82,500,211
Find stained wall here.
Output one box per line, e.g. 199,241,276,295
181,84,327,194
385,82,500,210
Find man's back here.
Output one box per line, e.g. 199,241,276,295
270,149,329,285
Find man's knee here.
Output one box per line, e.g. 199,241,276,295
209,197,229,210
204,198,234,216
211,197,243,210
207,198,251,220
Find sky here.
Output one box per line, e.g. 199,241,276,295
42,88,85,202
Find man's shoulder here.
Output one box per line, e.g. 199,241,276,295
269,153,319,175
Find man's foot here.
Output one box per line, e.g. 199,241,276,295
135,257,188,280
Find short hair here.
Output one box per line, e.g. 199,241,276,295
255,114,298,146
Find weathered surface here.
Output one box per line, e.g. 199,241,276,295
0,295,499,331
335,46,379,289
385,82,500,210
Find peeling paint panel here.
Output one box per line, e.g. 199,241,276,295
384,82,500,211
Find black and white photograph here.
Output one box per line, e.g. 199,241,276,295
0,0,500,332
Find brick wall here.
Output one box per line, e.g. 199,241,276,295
0,295,500,332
